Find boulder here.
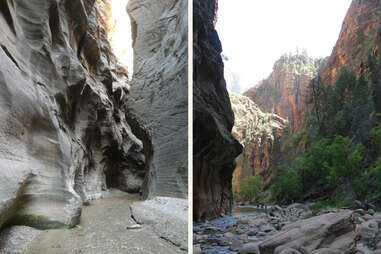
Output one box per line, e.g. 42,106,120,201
259,211,355,254
356,220,378,239
310,248,344,254
279,249,302,254
239,243,260,254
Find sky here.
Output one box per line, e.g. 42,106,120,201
216,0,352,93
109,0,133,74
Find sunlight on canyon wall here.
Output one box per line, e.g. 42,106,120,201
108,0,133,75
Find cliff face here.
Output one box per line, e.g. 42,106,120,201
0,0,186,230
244,54,325,132
320,0,381,86
230,94,286,193
193,0,242,221
126,0,188,199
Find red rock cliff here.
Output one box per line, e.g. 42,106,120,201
230,93,286,193
244,54,325,133
320,0,381,86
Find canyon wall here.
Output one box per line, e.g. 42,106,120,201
0,0,186,231
126,0,188,199
230,94,286,193
320,0,381,86
193,0,242,221
193,0,242,220
244,54,325,133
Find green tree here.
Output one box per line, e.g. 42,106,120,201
238,175,263,203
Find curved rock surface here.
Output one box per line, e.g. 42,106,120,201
126,0,188,199
193,0,242,221
0,0,187,233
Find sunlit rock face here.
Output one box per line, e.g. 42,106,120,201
98,0,133,70
320,0,381,86
126,0,188,199
193,0,242,221
230,93,286,193
244,54,325,133
0,0,146,229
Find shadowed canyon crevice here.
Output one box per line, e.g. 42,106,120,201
0,0,187,251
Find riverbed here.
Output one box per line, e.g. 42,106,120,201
193,206,270,254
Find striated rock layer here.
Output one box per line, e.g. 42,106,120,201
126,0,188,199
230,93,286,192
193,0,242,221
0,0,187,231
244,54,325,133
320,0,381,86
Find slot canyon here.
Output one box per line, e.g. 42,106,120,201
0,0,188,253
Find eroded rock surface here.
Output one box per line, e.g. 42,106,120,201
126,0,188,199
130,197,188,251
0,0,187,238
244,54,325,133
320,0,381,86
230,93,286,189
193,0,243,221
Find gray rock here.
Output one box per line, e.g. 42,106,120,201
259,211,356,254
356,220,378,239
126,0,188,199
310,249,344,254
279,249,302,254
0,226,41,253
126,224,142,230
130,197,188,250
0,0,146,229
239,243,260,254
193,245,202,254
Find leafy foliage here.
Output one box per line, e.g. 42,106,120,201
237,175,264,203
272,54,381,204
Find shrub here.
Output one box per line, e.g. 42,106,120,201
238,175,263,203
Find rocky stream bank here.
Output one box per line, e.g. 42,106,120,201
194,204,381,254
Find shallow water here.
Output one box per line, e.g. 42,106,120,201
233,205,269,216
194,205,267,254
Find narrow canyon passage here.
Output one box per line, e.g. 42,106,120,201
14,190,180,254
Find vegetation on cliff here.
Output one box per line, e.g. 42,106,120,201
230,93,286,199
272,53,381,205
244,53,326,133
